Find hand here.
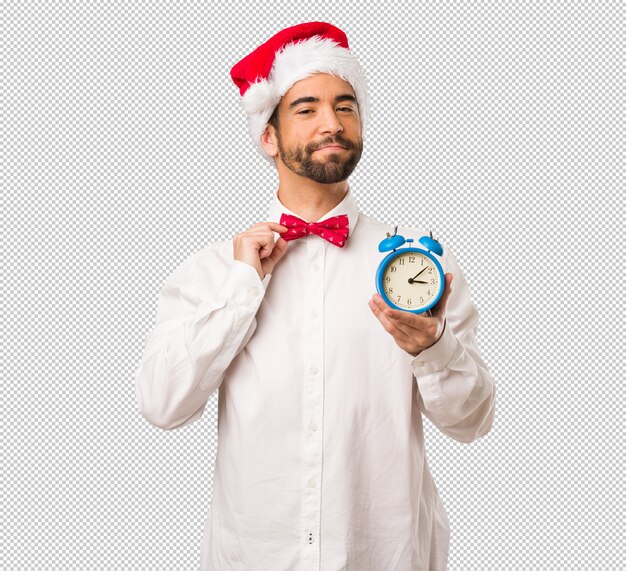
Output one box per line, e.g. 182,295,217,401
368,273,454,357
233,222,290,280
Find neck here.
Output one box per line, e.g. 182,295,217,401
276,171,349,222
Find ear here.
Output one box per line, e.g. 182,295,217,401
260,124,279,158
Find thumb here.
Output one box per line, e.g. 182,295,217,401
267,236,289,265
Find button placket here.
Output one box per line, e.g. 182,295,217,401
300,240,325,570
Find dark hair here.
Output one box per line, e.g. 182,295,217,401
268,106,280,132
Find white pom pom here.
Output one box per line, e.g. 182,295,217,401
242,80,280,116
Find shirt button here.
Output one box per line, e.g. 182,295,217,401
414,360,425,367
249,287,259,298
310,366,318,375
311,264,319,271
309,423,317,432
308,478,317,488
311,310,318,318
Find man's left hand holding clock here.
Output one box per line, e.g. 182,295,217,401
369,273,454,357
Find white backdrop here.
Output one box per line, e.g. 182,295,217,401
4,1,623,569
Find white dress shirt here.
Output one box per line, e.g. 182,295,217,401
135,187,496,570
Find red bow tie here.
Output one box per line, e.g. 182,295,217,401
279,213,349,248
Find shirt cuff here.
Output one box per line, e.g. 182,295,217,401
218,259,270,310
409,319,457,373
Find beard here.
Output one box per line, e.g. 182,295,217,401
276,132,363,184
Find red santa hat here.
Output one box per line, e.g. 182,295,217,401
230,21,370,166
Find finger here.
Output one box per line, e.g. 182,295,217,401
250,222,289,234
266,236,289,263
267,222,289,233
255,230,284,259
368,298,411,340
371,294,431,331
244,228,284,246
381,310,428,338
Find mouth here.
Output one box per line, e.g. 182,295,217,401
315,145,347,152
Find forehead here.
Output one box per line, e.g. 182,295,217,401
280,73,356,108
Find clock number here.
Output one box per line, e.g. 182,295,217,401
399,258,405,265
385,276,390,283
407,298,412,306
390,266,396,272
409,256,415,263
389,287,394,294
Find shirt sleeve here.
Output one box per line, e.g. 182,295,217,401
134,244,270,430
411,241,496,443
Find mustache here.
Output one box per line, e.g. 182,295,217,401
312,137,352,151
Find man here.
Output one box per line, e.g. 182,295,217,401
135,21,496,570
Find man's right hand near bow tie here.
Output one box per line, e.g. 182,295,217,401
234,222,290,280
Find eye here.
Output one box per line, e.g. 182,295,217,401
296,107,355,115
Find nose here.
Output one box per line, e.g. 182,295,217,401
317,106,344,134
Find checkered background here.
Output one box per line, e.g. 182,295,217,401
4,1,623,569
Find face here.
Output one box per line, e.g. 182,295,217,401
382,251,442,311
265,73,363,184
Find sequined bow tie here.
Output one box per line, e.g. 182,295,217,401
279,213,349,248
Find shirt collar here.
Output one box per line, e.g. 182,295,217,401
266,185,360,237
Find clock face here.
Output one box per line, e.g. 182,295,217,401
382,251,442,311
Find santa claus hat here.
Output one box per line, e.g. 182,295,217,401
230,22,370,166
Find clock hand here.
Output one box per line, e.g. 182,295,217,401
408,279,429,284
410,267,428,281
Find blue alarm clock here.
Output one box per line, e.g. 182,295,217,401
375,227,445,315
